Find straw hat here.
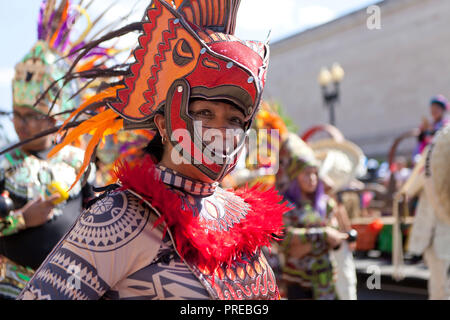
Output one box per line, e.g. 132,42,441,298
309,138,366,191
426,125,450,225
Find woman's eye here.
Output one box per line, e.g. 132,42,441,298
193,109,213,117
229,117,244,127
230,117,244,124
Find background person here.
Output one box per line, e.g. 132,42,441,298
278,133,348,300
0,0,122,299
414,95,449,160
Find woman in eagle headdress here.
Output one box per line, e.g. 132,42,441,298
18,0,290,300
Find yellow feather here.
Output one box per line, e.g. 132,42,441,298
72,5,93,46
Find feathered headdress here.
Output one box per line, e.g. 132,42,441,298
12,0,134,119
27,0,271,186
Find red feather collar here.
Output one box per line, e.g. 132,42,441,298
114,155,288,273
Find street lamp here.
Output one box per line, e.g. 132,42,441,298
318,63,345,126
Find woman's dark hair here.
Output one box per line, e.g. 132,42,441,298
142,108,165,162
143,130,164,162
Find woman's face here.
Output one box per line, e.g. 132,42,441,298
430,103,445,122
189,99,246,154
12,105,55,152
297,166,319,195
156,99,247,183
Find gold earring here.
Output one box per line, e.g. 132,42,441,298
161,135,167,144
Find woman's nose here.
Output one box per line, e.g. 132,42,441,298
206,116,228,130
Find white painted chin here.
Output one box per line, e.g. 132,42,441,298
213,146,235,155
203,142,238,156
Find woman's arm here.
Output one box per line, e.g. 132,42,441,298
0,211,26,237
17,190,161,300
282,226,328,257
0,195,59,237
282,224,348,257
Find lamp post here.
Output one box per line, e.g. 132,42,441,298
318,63,345,126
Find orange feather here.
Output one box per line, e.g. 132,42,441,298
49,0,70,48
57,85,124,137
49,109,123,190
173,0,184,8
69,120,109,190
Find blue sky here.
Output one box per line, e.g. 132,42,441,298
0,0,380,145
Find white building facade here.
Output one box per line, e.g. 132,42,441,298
264,0,450,158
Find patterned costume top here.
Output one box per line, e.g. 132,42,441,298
1,146,88,213
19,156,287,300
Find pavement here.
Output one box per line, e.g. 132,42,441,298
354,250,429,300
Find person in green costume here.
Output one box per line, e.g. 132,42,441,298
278,133,349,300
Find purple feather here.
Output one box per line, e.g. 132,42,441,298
84,47,109,58
69,41,86,55
61,32,72,53
37,0,47,40
60,7,79,52
53,19,69,49
42,11,56,41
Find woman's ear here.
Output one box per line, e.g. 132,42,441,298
154,113,167,140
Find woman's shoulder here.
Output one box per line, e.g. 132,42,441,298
18,189,165,300
65,189,160,252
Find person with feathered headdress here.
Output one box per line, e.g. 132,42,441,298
17,0,290,300
0,0,126,299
